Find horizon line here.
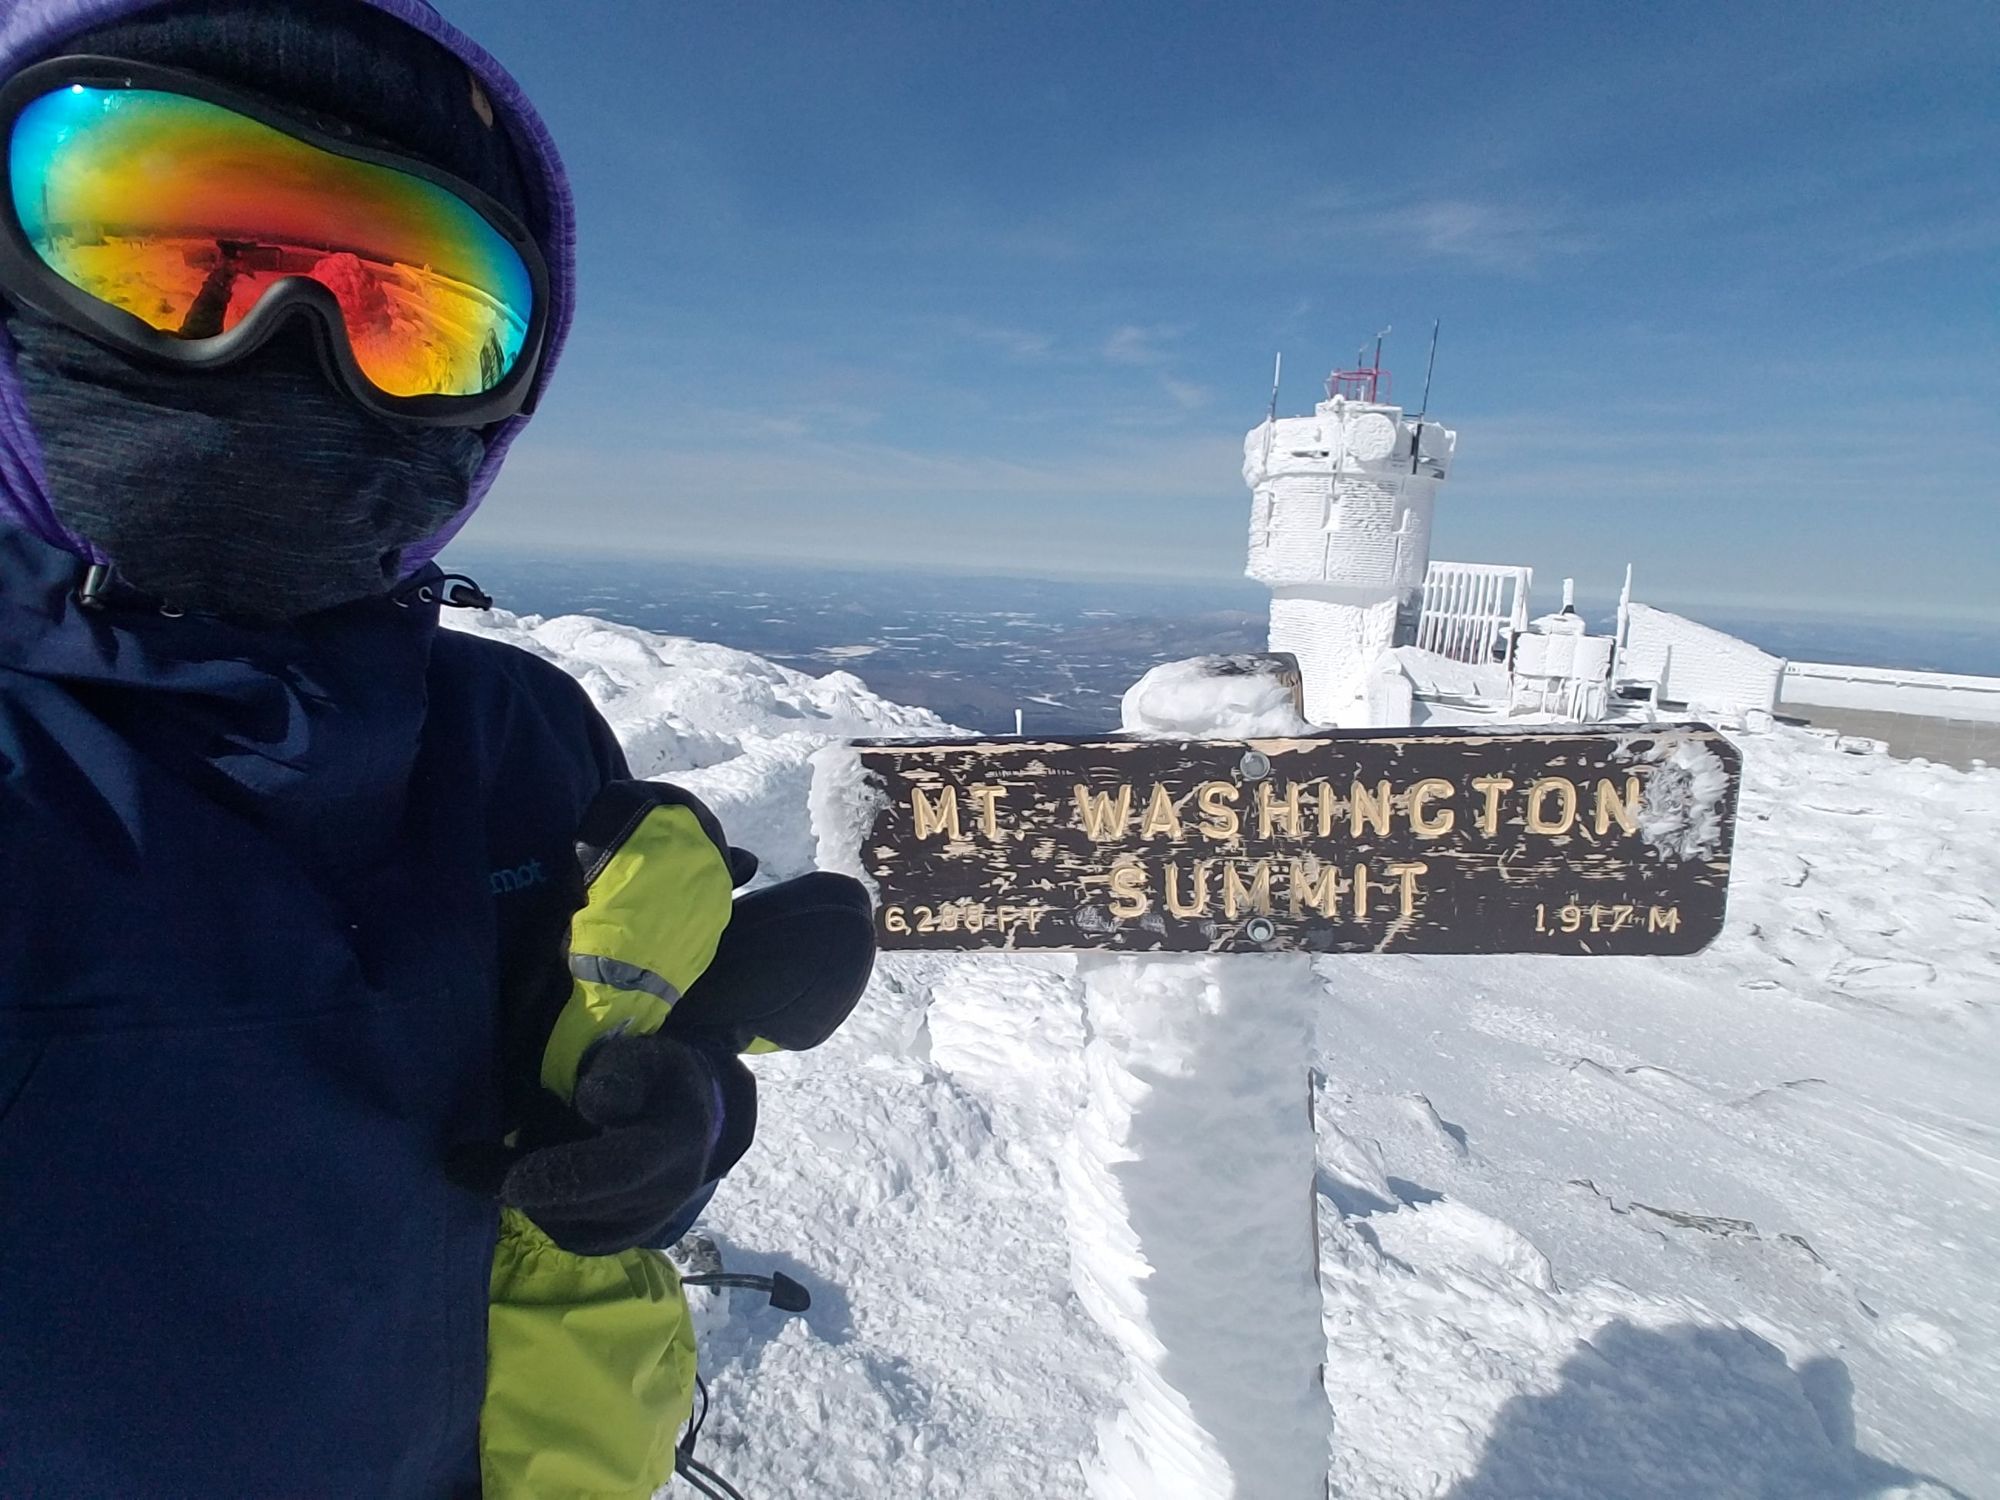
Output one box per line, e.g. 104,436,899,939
447,535,2000,634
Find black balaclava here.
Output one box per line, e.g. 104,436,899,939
3,0,537,622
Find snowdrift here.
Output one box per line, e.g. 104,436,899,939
451,606,1998,1500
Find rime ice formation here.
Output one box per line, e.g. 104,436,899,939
1244,387,1455,727
1119,654,1311,738
1511,608,1617,720
1622,729,1734,861
1620,603,1786,722
1067,955,1327,1500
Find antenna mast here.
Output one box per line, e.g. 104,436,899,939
1415,319,1440,417
1410,318,1440,474
1327,325,1395,403
1267,351,1283,424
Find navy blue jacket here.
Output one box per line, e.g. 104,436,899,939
0,524,626,1498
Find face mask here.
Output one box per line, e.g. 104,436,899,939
6,309,485,621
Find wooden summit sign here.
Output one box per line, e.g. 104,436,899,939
853,725,1740,956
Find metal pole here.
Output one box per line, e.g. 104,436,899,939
1415,319,1440,418
1411,319,1440,474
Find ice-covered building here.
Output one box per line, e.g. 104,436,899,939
1243,361,1455,724
1617,602,1784,722
1242,350,1791,731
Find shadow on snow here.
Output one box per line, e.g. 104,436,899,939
1445,1321,1968,1500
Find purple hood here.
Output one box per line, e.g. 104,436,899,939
0,0,574,572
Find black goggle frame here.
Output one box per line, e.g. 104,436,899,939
0,55,553,428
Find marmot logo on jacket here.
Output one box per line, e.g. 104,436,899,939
491,859,551,896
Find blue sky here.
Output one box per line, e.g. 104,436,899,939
459,0,1998,624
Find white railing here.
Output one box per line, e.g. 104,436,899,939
1417,561,1532,668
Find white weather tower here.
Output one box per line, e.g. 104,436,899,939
1243,335,1455,725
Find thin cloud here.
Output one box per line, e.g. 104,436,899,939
480,432,1253,583
728,401,883,440
498,429,1242,502
1463,402,2000,513
1411,198,1591,268
1337,196,1597,273
1097,326,1210,414
1102,323,1186,367
938,315,1055,360
1827,207,2000,274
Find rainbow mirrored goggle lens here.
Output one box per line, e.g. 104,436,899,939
6,79,537,404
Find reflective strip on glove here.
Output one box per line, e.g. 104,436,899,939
540,785,736,1101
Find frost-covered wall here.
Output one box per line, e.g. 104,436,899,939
1620,604,1785,720
1244,401,1455,603
1245,399,1455,727
1268,593,1400,724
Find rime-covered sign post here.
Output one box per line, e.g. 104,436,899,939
846,726,1739,958
809,716,1740,1500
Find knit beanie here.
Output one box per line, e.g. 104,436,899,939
55,0,534,230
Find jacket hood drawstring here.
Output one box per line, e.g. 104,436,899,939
75,556,494,619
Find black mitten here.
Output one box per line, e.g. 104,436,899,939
493,1032,756,1257
663,871,877,1054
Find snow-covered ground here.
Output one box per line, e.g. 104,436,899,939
455,608,1999,1500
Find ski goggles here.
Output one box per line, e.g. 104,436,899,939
0,57,550,425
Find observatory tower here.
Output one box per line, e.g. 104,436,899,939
1243,351,1455,725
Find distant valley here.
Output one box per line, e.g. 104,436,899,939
446,547,1997,736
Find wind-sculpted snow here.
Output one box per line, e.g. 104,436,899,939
1313,731,1996,1498
448,608,1997,1498
449,609,954,880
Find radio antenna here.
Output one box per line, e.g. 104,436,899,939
1411,319,1440,474
1415,318,1440,418
1267,351,1283,424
